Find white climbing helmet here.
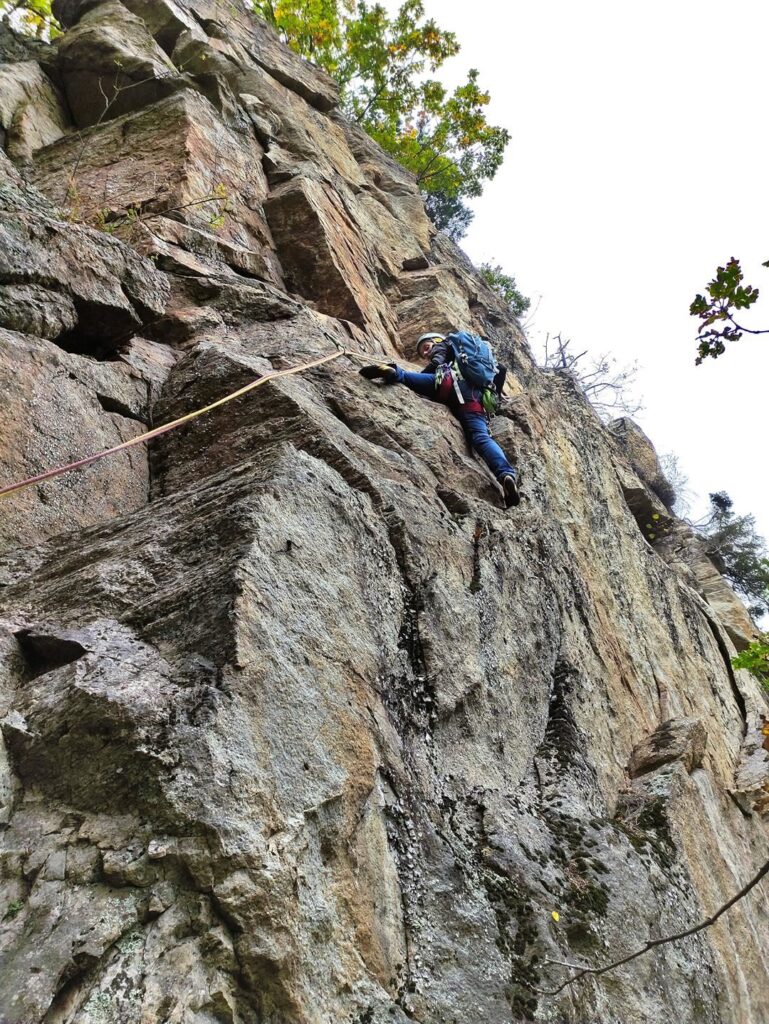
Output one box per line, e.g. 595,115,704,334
416,332,445,356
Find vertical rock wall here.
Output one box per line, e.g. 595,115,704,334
0,4,767,1022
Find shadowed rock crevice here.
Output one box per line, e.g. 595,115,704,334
701,607,748,734
619,478,675,547
55,316,136,360
94,389,148,422
14,628,87,679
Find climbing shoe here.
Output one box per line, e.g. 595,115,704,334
501,472,521,509
359,363,397,382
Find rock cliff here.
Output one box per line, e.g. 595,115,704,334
1,5,768,1023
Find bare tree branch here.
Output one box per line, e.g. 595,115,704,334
521,293,542,332
533,858,769,996
63,69,173,204
538,334,642,419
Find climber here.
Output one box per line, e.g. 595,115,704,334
359,331,521,508
416,332,508,396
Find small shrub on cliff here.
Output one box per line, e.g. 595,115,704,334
479,262,530,319
253,0,509,238
732,636,769,692
68,183,232,244
3,898,24,920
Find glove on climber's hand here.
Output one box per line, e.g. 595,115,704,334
359,363,397,382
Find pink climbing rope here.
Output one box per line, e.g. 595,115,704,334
0,348,348,500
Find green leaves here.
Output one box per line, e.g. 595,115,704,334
253,0,349,66
732,635,769,692
699,492,769,619
703,259,759,312
479,262,530,318
423,191,473,241
0,0,60,38
253,0,509,238
689,257,768,364
3,899,24,921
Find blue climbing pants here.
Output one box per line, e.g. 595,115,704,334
391,366,517,483
456,410,516,482
391,367,438,398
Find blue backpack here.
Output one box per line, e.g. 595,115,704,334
447,331,498,389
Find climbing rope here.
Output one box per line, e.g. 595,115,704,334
0,348,356,501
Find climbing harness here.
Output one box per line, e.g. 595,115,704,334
432,362,460,405
433,332,501,417
0,348,353,501
436,362,499,418
450,368,466,406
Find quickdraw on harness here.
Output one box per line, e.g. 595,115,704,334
434,361,468,405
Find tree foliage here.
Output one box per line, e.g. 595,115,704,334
423,190,473,242
695,492,769,619
479,262,530,319
0,0,59,38
690,257,769,364
732,635,769,692
251,0,347,66
253,0,509,237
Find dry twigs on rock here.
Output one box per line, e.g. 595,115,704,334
535,858,769,996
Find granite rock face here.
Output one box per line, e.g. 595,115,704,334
0,7,768,1024
610,416,676,511
0,60,70,162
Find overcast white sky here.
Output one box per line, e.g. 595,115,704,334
417,0,768,538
